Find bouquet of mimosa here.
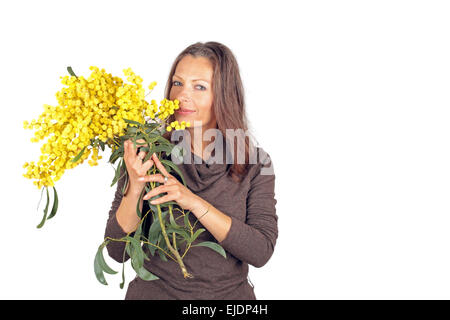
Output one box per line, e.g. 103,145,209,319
23,66,226,287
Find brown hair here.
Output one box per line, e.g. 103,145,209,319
162,41,254,183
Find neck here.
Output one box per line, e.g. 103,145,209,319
186,123,216,160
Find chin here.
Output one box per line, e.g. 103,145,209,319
176,114,198,122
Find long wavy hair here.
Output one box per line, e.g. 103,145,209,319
162,41,255,183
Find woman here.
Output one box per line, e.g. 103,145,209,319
104,41,278,300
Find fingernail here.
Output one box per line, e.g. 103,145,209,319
138,177,145,181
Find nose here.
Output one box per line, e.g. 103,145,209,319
177,83,195,100
177,93,190,105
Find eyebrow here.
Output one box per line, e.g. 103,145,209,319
173,74,210,83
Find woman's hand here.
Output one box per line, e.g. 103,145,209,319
123,139,154,194
139,153,200,212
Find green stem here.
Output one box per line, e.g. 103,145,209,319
156,203,192,278
168,204,177,250
182,210,194,259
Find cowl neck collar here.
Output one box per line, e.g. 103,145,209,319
170,130,232,193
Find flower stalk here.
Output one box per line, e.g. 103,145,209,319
156,203,192,279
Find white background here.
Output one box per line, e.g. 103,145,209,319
1,0,449,299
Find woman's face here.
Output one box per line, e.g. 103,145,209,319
169,55,216,130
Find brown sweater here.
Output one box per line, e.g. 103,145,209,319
104,137,278,300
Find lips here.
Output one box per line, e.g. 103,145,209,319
176,108,195,114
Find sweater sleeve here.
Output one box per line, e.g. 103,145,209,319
219,152,278,268
104,165,133,263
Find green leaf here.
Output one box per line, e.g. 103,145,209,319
149,144,173,155
110,158,124,187
109,146,123,164
143,247,151,261
128,240,158,281
36,187,50,229
184,212,191,229
192,241,227,258
46,187,59,220
157,233,166,250
121,164,129,195
166,226,190,240
119,135,130,142
136,188,145,219
135,265,159,281
126,126,138,135
156,197,178,209
147,209,167,255
160,159,187,186
126,236,144,270
138,146,150,153
157,249,168,262
36,187,44,211
67,66,77,77
123,118,143,127
189,228,206,244
96,242,118,275
144,123,159,133
147,244,156,256
94,248,108,285
134,223,142,242
125,241,133,258
71,146,86,163
155,135,171,145
119,264,125,289
141,135,155,163
169,209,177,226
135,132,149,142
120,248,127,289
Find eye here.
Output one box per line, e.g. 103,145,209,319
172,81,206,91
